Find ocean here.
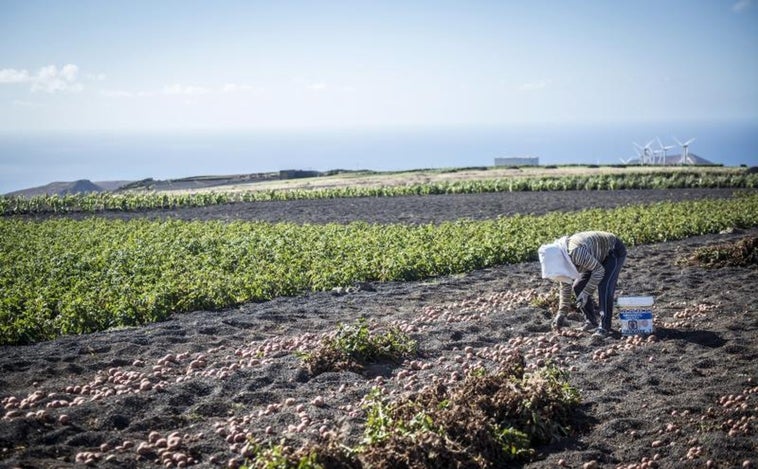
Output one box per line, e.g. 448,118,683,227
1,120,756,194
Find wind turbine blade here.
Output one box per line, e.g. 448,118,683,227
673,136,683,146
684,138,695,145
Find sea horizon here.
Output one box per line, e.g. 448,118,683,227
1,119,756,195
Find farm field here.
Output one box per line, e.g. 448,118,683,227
3,167,756,216
136,165,754,195
1,187,757,468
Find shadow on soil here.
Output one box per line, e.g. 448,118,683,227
654,327,726,348
514,403,600,468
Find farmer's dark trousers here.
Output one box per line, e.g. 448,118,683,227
573,239,627,330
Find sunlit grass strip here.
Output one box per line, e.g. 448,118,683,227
1,170,756,215
1,194,757,345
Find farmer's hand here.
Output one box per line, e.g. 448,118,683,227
576,291,590,310
552,313,568,329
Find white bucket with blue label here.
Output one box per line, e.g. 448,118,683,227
617,296,654,336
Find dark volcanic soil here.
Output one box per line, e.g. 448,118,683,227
1,189,756,469
28,187,752,224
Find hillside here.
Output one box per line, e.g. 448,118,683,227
5,179,131,198
6,165,745,199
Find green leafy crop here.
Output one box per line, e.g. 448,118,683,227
1,169,755,215
1,194,757,345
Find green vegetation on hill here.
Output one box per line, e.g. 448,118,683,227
1,169,756,215
2,194,757,345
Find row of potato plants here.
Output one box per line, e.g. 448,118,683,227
2,194,757,345
1,170,756,215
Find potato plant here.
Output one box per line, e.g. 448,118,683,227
240,362,579,468
683,235,758,268
1,195,757,345
301,318,419,375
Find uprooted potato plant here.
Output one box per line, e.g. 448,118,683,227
246,348,581,469
357,359,581,468
299,318,419,376
684,235,758,268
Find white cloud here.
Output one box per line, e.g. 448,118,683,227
60,64,78,82
0,68,31,83
307,82,327,91
100,89,155,98
100,89,132,98
732,0,752,12
163,83,260,95
11,100,43,108
221,83,256,93
519,79,551,91
163,84,211,95
100,83,259,99
32,64,83,93
0,64,89,93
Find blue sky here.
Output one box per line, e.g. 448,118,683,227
1,0,756,132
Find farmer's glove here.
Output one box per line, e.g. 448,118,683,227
576,291,590,310
552,313,568,329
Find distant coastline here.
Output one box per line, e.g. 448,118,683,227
2,120,756,194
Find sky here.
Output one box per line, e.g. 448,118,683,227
1,0,757,132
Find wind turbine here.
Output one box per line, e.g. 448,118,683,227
674,137,695,165
633,141,654,164
619,156,633,164
632,142,647,164
657,138,674,165
634,140,655,164
632,143,645,164
652,149,663,165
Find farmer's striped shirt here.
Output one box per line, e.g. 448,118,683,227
558,231,620,313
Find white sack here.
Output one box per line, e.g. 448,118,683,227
538,237,580,283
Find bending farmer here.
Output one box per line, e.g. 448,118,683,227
538,231,627,339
